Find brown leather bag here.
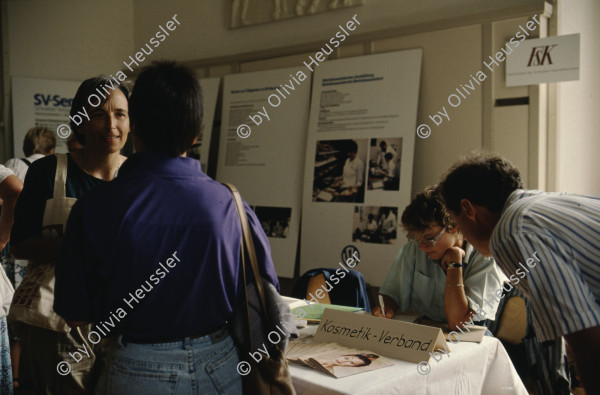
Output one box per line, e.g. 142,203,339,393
223,183,296,395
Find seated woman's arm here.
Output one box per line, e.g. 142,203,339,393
0,174,23,250
374,244,413,319
441,246,473,330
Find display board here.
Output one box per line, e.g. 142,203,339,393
216,67,311,277
11,77,81,155
186,77,220,172
300,49,422,285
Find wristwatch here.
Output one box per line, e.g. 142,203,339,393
446,262,463,269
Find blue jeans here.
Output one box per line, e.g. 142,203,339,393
95,334,242,394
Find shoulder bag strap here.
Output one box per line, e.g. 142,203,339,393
222,183,271,349
53,154,68,199
21,158,31,166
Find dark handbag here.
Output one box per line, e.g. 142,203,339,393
223,183,296,395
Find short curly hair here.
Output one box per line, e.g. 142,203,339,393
401,185,456,234
438,151,523,214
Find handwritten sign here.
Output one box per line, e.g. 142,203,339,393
314,309,449,363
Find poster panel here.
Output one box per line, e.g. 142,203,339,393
216,67,311,278
300,49,422,285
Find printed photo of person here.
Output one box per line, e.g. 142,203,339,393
254,206,292,238
352,206,398,244
311,353,379,376
312,139,367,203
367,138,401,191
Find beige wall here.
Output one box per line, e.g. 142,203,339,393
553,0,600,195
131,0,543,63
1,0,134,159
4,0,133,79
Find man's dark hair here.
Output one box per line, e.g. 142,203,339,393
384,152,393,161
129,61,203,156
70,76,130,145
438,151,524,214
401,185,455,234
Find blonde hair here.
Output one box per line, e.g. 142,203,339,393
23,126,56,156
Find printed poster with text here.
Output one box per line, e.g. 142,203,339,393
186,77,220,173
300,49,422,286
216,67,311,278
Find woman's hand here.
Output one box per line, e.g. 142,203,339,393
372,294,397,319
440,246,465,270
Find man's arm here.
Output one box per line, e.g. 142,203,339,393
565,325,600,394
0,174,23,250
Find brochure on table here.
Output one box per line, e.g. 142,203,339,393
299,49,422,285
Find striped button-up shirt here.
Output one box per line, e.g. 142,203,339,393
490,189,600,341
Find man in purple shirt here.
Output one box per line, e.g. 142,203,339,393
54,61,279,394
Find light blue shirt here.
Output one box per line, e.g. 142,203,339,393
379,241,504,322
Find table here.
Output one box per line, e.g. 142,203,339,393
288,326,527,395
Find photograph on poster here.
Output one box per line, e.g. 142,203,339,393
367,138,401,191
352,206,398,245
312,139,367,203
255,206,292,238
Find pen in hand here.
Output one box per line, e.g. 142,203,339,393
378,295,387,318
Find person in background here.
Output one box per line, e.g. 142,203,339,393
379,207,397,241
3,126,56,392
438,151,600,394
373,186,504,331
0,166,23,394
54,61,279,394
10,76,129,394
5,126,56,182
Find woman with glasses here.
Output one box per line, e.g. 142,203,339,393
373,186,504,330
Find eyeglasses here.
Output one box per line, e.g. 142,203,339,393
409,228,445,247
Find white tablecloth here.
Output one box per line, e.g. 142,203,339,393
289,333,527,394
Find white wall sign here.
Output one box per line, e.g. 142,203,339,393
506,33,580,87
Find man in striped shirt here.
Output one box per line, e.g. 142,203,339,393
438,151,600,394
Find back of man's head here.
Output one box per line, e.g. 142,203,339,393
130,61,203,156
23,126,56,156
438,151,524,214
